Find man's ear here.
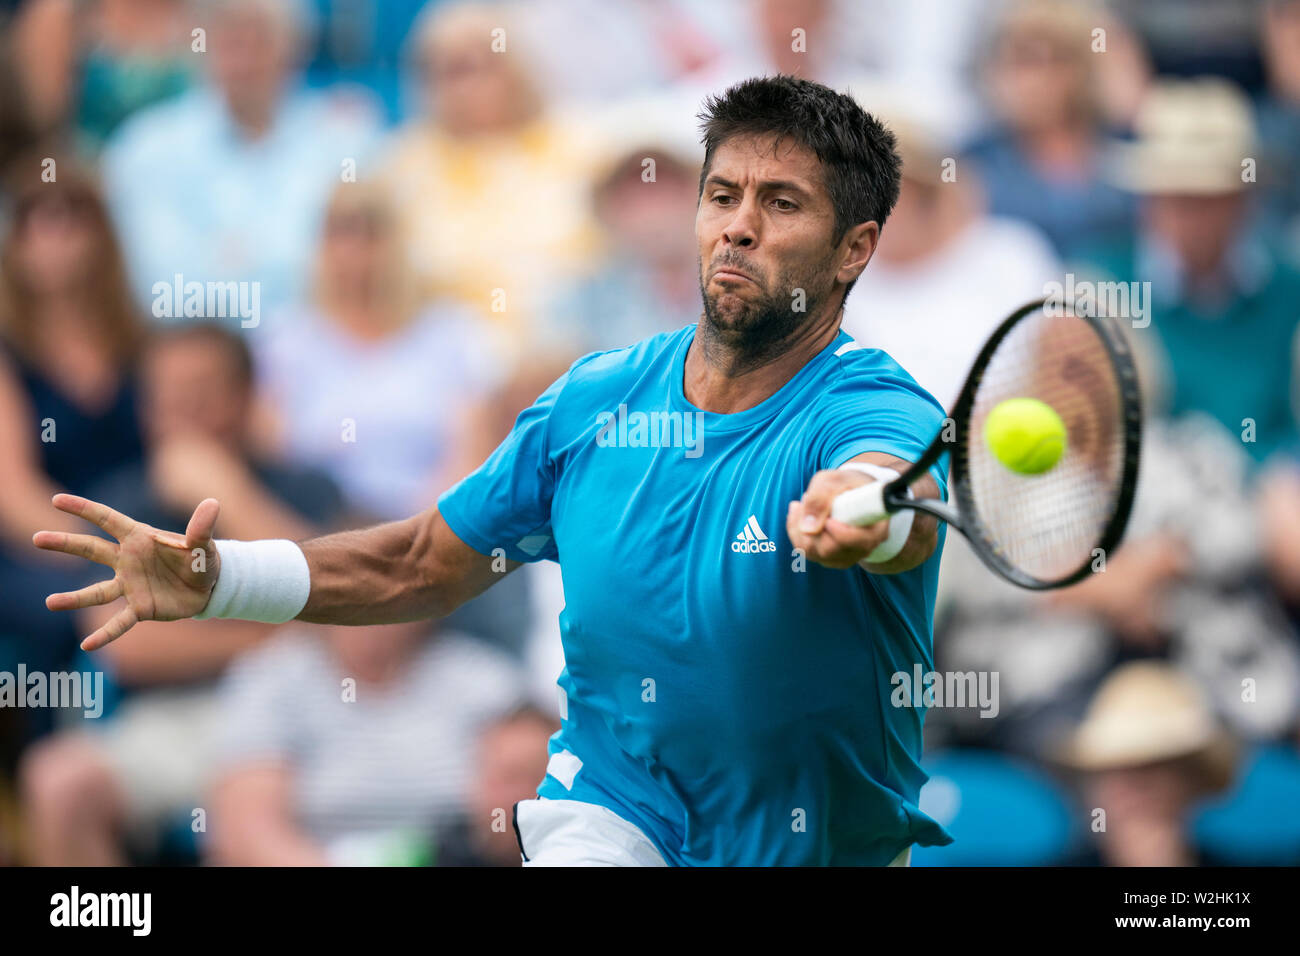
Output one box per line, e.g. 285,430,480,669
836,221,880,288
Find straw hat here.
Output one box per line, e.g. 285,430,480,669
1108,77,1257,195
1061,661,1238,791
582,91,705,193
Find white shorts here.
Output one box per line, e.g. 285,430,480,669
512,797,913,867
514,797,669,866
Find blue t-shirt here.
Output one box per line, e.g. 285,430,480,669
438,324,955,865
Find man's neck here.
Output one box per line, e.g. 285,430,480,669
683,303,843,414
228,94,280,141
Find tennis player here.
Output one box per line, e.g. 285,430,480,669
37,75,954,866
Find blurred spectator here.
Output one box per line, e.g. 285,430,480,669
842,103,1061,409
6,0,79,139
540,143,703,358
1106,0,1263,89
1087,77,1300,465
89,322,344,543
0,162,143,544
9,0,196,154
0,162,143,745
300,0,427,124
101,0,380,317
660,0,990,144
1259,460,1300,613
17,322,344,865
963,0,1137,261
1060,661,1238,866
207,621,527,866
254,179,537,657
1255,0,1300,255
935,409,1300,759
680,0,861,88
431,704,557,866
0,11,46,175
252,179,504,523
380,1,605,352
506,0,723,105
76,0,195,150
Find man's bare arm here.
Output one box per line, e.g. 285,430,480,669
296,505,517,625
33,494,517,648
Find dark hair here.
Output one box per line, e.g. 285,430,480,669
0,156,144,367
697,74,902,288
147,321,255,390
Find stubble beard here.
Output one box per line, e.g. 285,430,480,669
697,252,838,372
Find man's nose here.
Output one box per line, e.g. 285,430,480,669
722,196,759,248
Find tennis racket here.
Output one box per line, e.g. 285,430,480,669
830,297,1142,589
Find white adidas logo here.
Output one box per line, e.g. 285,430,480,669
731,515,777,553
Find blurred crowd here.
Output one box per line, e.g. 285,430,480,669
0,0,1298,867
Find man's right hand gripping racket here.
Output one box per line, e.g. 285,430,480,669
832,298,1142,589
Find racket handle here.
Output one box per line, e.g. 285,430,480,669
830,479,891,527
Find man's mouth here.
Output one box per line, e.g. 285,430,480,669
712,268,755,284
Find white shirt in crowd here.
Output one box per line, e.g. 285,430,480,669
254,303,506,521
842,216,1062,410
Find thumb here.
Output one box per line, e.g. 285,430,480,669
185,497,221,549
799,480,839,535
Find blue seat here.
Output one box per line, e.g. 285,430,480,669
913,748,1076,866
1192,744,1300,866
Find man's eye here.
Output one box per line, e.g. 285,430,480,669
772,198,796,211
712,195,736,205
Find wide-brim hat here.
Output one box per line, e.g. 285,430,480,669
1108,77,1257,195
1059,661,1238,792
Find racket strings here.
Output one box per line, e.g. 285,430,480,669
961,308,1127,582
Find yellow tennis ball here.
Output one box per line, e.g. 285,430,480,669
984,398,1067,475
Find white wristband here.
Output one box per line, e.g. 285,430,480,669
838,462,914,564
193,539,311,623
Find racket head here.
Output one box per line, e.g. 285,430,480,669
935,297,1142,589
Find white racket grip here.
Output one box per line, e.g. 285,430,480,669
831,479,889,527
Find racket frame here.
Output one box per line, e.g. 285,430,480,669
858,297,1142,590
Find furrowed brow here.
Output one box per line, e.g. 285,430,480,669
703,174,814,200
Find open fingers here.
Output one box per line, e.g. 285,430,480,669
46,576,123,612
51,493,135,541
31,530,119,567
81,605,138,652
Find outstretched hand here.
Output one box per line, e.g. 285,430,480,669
32,494,222,651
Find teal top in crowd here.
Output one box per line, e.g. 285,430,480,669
1080,234,1300,466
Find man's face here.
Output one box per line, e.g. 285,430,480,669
470,716,555,865
141,337,249,449
695,134,856,353
208,9,294,118
1142,193,1246,278
425,32,523,136
988,28,1087,131
598,159,698,263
